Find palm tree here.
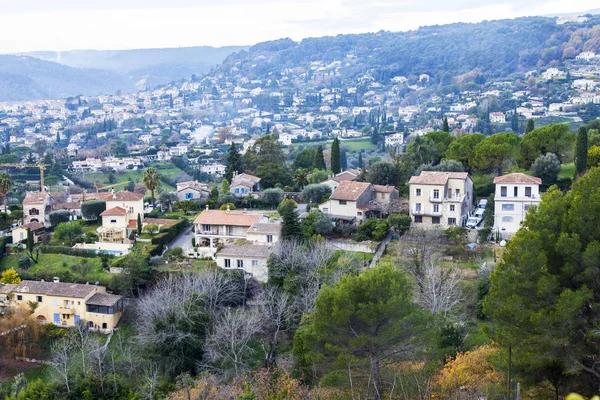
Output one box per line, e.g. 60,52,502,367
295,169,308,191
142,167,160,209
0,173,12,213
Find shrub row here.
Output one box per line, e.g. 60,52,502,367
150,219,188,251
38,245,113,259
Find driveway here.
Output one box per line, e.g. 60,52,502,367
168,226,193,250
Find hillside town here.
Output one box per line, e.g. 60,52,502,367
1,12,600,400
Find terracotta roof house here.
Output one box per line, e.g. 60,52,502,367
493,173,542,239
230,172,261,197
319,181,399,224
408,171,474,228
1,280,124,332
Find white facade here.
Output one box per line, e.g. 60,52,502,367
493,173,542,239
384,132,404,147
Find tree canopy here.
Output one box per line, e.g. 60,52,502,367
484,168,600,395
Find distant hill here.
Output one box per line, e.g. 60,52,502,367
0,55,135,102
215,16,600,85
21,46,247,89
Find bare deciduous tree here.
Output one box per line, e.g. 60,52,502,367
50,336,74,394
400,229,463,317
257,287,289,367
204,308,261,379
413,260,463,317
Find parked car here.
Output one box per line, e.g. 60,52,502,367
474,208,485,219
477,199,488,209
465,216,482,229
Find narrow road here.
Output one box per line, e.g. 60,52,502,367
168,226,193,250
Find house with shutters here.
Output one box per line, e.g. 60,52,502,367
23,192,52,226
176,181,210,201
230,172,261,197
408,171,474,228
318,181,399,225
493,173,542,238
0,279,123,332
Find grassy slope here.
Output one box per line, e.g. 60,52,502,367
0,253,112,284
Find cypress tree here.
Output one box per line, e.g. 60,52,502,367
331,138,341,174
314,145,326,170
358,151,363,169
224,143,243,182
575,126,589,176
442,117,449,133
525,119,535,133
137,213,142,235
56,132,61,143
340,148,348,171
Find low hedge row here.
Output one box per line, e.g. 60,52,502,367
150,219,188,250
38,245,112,259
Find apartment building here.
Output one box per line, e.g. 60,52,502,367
408,171,474,228
0,279,123,331
493,173,542,238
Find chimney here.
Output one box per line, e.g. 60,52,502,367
111,188,116,199
205,204,209,211
226,204,231,211
53,277,60,283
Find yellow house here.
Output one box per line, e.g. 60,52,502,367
0,279,124,332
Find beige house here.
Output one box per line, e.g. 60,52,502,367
230,172,261,197
321,169,361,192
23,192,52,226
0,280,123,332
11,222,45,244
408,171,474,228
97,191,145,243
319,181,400,224
194,209,280,248
215,244,272,282
176,181,210,202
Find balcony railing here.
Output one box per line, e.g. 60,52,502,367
429,195,443,203
59,306,76,314
412,209,424,215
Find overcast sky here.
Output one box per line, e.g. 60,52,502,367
0,0,594,53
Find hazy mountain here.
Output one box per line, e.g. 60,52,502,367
215,16,600,85
21,46,247,89
0,55,135,102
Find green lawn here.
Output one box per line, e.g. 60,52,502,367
0,253,112,285
84,162,185,192
559,162,575,180
157,259,217,273
340,138,378,152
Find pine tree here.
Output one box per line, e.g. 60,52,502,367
525,119,535,133
442,117,449,133
340,148,348,171
575,126,588,176
358,151,363,169
224,143,243,182
314,145,326,170
331,138,341,174
278,200,301,240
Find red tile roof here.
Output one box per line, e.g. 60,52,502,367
493,173,542,185
408,171,470,185
373,184,397,193
23,192,48,205
330,181,372,201
96,191,144,202
100,206,128,217
194,210,263,227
